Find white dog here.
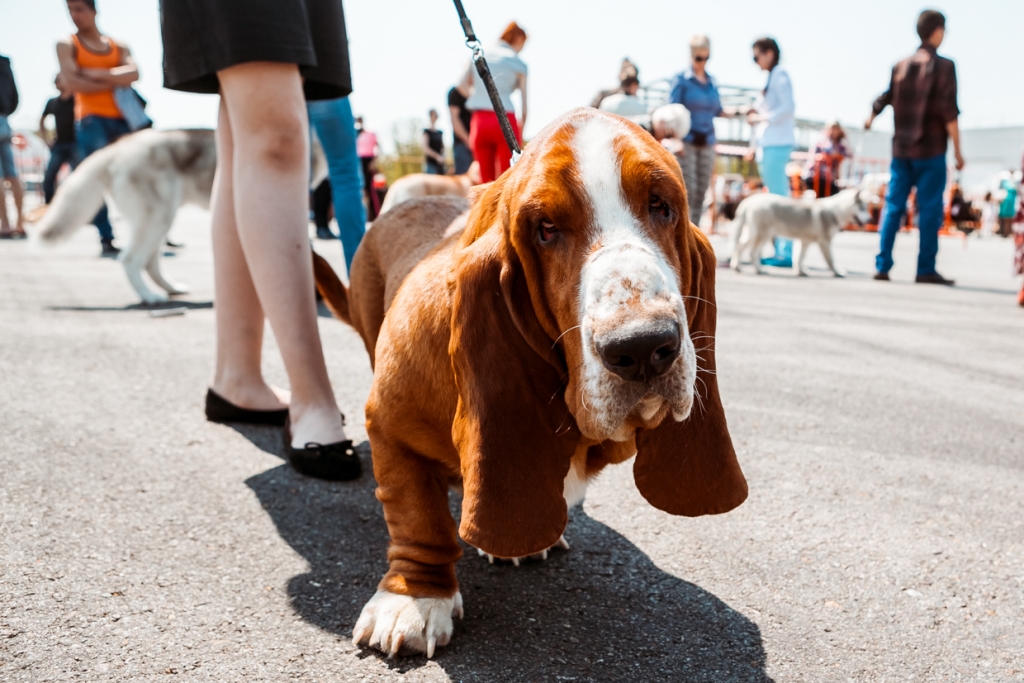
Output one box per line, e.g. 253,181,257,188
34,128,326,304
729,188,874,277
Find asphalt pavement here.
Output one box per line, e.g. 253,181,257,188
1,207,1022,682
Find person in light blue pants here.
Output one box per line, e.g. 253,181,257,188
749,37,796,267
308,96,366,272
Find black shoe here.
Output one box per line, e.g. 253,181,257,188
284,419,362,481
165,238,184,248
873,271,890,281
915,272,955,286
315,228,338,240
101,239,121,258
204,388,289,426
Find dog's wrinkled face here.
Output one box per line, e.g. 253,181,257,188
507,112,696,442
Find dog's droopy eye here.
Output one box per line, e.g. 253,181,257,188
649,195,670,219
539,219,558,243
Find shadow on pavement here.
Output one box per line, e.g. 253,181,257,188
48,300,213,312
246,457,771,683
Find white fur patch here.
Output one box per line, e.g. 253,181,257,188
353,589,463,658
570,117,696,440
563,462,589,508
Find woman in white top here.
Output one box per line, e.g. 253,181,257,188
747,36,796,267
460,22,528,182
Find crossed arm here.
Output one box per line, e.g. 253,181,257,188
56,38,138,94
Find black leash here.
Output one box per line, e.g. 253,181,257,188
451,0,522,165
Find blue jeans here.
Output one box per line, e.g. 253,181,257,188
876,154,947,276
759,145,794,262
308,97,366,270
452,139,473,175
43,142,80,203
77,115,130,242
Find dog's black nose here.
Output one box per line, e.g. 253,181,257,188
597,323,681,383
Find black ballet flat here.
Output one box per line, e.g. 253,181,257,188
284,419,362,481
205,388,289,426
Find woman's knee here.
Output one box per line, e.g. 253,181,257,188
245,119,308,172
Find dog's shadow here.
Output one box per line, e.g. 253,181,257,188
47,299,213,312
243,439,771,682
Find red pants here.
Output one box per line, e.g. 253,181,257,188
469,110,521,182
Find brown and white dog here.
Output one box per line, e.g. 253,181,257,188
377,161,482,216
313,108,748,658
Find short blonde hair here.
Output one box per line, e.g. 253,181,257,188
690,34,710,53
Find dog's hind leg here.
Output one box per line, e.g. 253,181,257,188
747,232,769,275
144,202,190,296
120,204,179,304
818,238,844,277
147,250,190,296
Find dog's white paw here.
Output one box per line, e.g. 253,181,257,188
353,590,463,658
165,283,190,296
140,291,169,304
475,535,571,566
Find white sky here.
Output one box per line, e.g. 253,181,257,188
3,0,1022,153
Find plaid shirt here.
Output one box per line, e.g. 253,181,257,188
872,46,959,159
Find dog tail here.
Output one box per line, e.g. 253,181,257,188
312,251,352,326
35,143,119,243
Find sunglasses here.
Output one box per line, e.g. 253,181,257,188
693,55,708,62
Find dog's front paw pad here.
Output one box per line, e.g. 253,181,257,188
353,590,462,658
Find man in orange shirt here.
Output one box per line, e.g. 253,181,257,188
57,0,139,257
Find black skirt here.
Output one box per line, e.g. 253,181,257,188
160,0,352,101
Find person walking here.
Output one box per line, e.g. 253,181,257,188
57,0,138,257
308,96,366,267
40,75,80,205
160,0,360,480
866,10,963,285
462,21,528,183
747,37,796,267
0,53,25,240
422,109,445,174
447,83,474,174
355,117,380,221
670,34,725,226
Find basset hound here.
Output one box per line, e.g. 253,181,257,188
312,108,748,658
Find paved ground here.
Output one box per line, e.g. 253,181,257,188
1,206,1022,682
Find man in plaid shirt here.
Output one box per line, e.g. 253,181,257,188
866,10,964,286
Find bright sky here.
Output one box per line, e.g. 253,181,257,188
3,0,1023,152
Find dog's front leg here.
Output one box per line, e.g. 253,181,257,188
353,434,463,658
818,237,845,277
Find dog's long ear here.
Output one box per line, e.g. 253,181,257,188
633,228,748,516
450,228,578,559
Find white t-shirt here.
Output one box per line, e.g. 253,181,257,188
598,93,648,117
465,41,528,114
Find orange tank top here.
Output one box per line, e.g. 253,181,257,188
71,33,123,120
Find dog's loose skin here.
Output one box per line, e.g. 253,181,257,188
314,108,748,657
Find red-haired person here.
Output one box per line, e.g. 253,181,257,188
458,22,528,182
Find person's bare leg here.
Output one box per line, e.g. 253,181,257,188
0,180,10,233
219,62,345,447
10,177,24,233
209,98,289,411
